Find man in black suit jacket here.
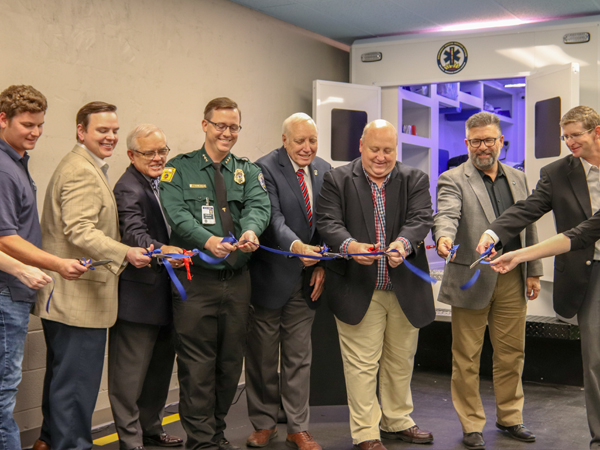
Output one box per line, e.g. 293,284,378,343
477,106,600,449
246,113,331,450
316,120,435,450
110,124,183,450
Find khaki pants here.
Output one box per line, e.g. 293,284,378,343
335,290,419,444
451,268,526,433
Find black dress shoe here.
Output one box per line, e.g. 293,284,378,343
129,447,146,450
495,423,536,442
216,438,241,450
463,432,485,449
143,432,184,447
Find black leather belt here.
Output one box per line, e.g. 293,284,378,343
190,264,248,281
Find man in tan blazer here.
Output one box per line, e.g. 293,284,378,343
32,102,151,450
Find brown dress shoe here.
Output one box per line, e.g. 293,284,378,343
380,425,433,444
32,439,50,450
246,428,278,447
285,431,322,450
354,440,388,450
142,432,184,447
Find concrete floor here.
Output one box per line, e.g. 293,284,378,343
90,370,590,450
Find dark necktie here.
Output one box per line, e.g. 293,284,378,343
212,162,237,266
296,168,312,226
151,178,171,237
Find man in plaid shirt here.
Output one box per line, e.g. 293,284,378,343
316,120,435,450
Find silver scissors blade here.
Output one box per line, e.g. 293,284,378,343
469,256,486,269
90,259,112,267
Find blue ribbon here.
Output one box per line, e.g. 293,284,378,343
45,278,56,313
234,234,437,284
460,269,481,290
143,235,239,301
459,244,495,290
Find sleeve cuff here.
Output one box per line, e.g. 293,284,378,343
340,238,356,256
395,236,413,255
290,239,301,253
484,230,500,244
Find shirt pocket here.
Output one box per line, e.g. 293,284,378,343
226,184,244,216
183,188,214,216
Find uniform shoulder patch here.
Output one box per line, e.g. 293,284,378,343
161,167,176,183
258,172,267,192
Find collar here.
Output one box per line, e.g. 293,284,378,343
77,142,109,171
362,166,391,188
476,162,505,180
0,138,26,163
287,153,308,173
198,145,234,172
580,157,600,176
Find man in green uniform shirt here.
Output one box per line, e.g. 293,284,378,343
160,97,270,450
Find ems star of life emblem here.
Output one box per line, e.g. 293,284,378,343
437,41,468,75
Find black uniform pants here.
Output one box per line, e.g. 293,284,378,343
172,264,250,450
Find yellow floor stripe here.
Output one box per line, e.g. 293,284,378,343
93,413,180,446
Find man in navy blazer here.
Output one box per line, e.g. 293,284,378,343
316,120,434,450
477,106,600,449
246,113,331,450
110,124,183,450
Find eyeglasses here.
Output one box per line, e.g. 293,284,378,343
206,119,242,134
133,147,170,160
560,128,594,141
467,137,501,148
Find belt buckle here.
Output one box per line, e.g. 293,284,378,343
218,268,235,281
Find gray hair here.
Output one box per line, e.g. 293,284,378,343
127,123,167,151
282,113,317,136
465,112,501,135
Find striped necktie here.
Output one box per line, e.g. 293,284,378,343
296,168,312,226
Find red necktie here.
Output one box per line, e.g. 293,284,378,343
296,168,312,226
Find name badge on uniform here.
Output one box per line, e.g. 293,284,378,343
202,205,216,225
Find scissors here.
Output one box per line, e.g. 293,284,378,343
469,243,495,269
79,258,113,270
446,244,459,265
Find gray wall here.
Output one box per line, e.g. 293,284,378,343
3,0,349,438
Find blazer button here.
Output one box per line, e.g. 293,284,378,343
586,260,592,266
107,264,112,269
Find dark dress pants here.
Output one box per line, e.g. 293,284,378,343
578,261,600,449
108,319,176,449
39,319,107,450
172,265,250,450
245,283,315,433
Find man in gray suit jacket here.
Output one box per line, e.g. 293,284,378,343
246,113,330,450
110,124,183,450
433,112,542,450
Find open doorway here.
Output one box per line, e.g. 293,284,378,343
398,77,526,182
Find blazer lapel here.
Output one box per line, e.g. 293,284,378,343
129,165,163,219
72,145,120,227
352,162,377,244
502,163,525,200
464,162,497,224
384,165,400,245
568,158,593,218
278,147,311,226
308,162,323,234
